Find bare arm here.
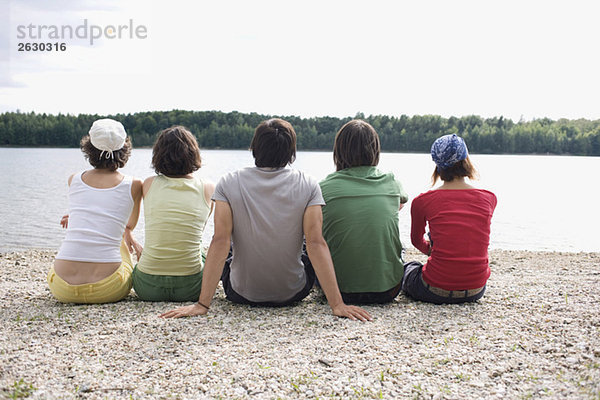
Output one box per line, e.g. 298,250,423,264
123,175,155,257
204,181,216,217
123,178,144,259
160,200,233,318
303,205,372,322
59,174,76,228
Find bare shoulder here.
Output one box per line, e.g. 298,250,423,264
142,176,156,196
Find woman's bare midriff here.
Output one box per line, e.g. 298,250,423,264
53,259,121,285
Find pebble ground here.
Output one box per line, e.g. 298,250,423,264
1,249,599,399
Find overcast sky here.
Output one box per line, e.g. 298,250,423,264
1,0,599,121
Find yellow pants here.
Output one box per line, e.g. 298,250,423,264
48,242,133,304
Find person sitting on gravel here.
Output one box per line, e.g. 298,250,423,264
161,118,372,321
402,134,497,304
131,126,215,302
319,120,408,304
48,119,143,303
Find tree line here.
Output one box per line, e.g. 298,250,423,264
1,110,599,155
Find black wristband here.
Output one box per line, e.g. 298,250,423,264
197,301,210,310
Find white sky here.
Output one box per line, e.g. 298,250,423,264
1,0,599,121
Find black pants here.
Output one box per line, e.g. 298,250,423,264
220,249,316,307
340,281,403,305
401,261,486,304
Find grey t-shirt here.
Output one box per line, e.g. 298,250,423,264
212,166,325,302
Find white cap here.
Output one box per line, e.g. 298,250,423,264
89,119,127,159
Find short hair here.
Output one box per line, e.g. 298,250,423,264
81,135,131,171
333,120,380,171
431,156,478,185
250,118,297,168
152,126,202,176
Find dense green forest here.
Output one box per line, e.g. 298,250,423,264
1,110,599,155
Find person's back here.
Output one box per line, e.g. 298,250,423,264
411,188,496,290
321,166,406,295
214,166,322,303
320,120,408,304
137,175,210,276
58,172,134,263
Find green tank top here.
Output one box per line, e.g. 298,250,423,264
137,175,211,276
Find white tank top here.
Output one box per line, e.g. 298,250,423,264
56,171,134,262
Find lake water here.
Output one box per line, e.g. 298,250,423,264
0,148,598,253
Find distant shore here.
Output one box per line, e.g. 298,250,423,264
1,145,597,158
1,249,599,399
2,109,600,156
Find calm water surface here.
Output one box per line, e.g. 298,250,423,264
0,148,598,253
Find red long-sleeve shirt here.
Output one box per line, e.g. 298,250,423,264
410,189,497,290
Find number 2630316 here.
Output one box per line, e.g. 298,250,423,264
18,42,67,51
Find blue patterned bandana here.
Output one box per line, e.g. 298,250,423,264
430,134,469,170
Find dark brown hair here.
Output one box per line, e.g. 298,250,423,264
152,126,202,176
431,156,478,185
250,118,296,168
81,135,131,171
333,119,380,171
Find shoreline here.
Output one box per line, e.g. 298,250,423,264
2,246,600,256
3,146,599,158
1,249,599,399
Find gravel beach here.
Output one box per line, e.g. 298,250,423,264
1,249,599,399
